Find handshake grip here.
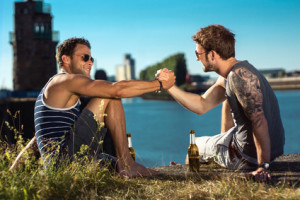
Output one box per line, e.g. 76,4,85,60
155,68,176,90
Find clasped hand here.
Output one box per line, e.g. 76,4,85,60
155,68,176,90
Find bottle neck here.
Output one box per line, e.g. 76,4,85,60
190,133,195,144
128,136,133,147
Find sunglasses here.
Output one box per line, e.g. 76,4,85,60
81,54,94,63
195,50,206,59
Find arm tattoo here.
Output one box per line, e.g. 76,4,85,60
229,67,264,122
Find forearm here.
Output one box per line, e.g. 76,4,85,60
252,116,271,164
221,100,234,133
167,85,204,115
167,82,226,115
113,80,161,98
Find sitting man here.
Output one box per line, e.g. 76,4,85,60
157,25,285,182
10,37,175,178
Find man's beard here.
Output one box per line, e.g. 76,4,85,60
203,62,215,72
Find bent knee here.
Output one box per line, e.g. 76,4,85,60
85,98,110,114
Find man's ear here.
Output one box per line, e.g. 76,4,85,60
62,55,70,65
211,50,215,60
210,50,219,61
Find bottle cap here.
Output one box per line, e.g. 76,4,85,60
190,130,195,134
127,133,131,137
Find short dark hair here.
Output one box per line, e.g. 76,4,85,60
192,25,235,60
56,37,91,69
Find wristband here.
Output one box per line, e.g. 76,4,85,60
258,162,270,170
156,80,163,93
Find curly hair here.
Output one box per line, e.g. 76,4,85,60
56,37,91,69
192,25,235,60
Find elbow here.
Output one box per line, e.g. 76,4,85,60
251,113,267,129
189,107,206,115
195,105,208,115
195,110,205,116
115,90,124,98
111,82,126,98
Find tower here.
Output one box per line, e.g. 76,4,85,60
124,54,135,80
9,0,59,91
115,54,135,81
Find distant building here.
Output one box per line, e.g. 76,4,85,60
10,0,59,91
116,54,135,81
190,74,210,84
286,70,300,77
259,69,285,78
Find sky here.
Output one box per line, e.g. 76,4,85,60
1,0,300,89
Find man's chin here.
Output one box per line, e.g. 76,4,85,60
203,66,214,73
202,67,209,73
82,72,91,78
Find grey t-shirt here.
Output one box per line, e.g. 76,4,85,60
225,60,285,162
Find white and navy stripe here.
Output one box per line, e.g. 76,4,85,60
34,74,80,158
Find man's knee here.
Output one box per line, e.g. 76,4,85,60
85,98,110,113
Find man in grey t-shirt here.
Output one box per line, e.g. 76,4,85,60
157,25,285,182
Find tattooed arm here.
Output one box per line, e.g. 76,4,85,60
228,67,271,182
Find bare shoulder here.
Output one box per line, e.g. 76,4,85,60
44,73,92,107
52,73,90,84
48,73,93,92
48,73,113,98
215,76,226,88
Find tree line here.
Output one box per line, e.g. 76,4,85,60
139,53,187,87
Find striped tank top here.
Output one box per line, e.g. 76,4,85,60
34,73,81,159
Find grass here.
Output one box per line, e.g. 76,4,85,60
2,138,300,199
1,110,300,199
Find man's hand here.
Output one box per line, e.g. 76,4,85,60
155,68,169,81
155,68,176,90
248,167,271,183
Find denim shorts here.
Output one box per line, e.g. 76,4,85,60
66,108,117,166
195,127,255,170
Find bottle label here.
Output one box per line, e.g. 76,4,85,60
128,137,132,148
188,144,200,172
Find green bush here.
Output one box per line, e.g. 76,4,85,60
139,53,187,86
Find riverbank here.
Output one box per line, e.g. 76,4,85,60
267,76,300,90
141,76,300,100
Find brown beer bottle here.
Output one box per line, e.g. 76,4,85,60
188,130,200,172
127,133,135,161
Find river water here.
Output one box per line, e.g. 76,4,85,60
122,90,300,167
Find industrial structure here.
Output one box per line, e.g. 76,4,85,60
116,54,135,81
10,0,59,90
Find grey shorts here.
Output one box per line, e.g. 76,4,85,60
66,108,117,166
195,127,255,170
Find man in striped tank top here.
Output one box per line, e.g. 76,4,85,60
11,37,175,178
